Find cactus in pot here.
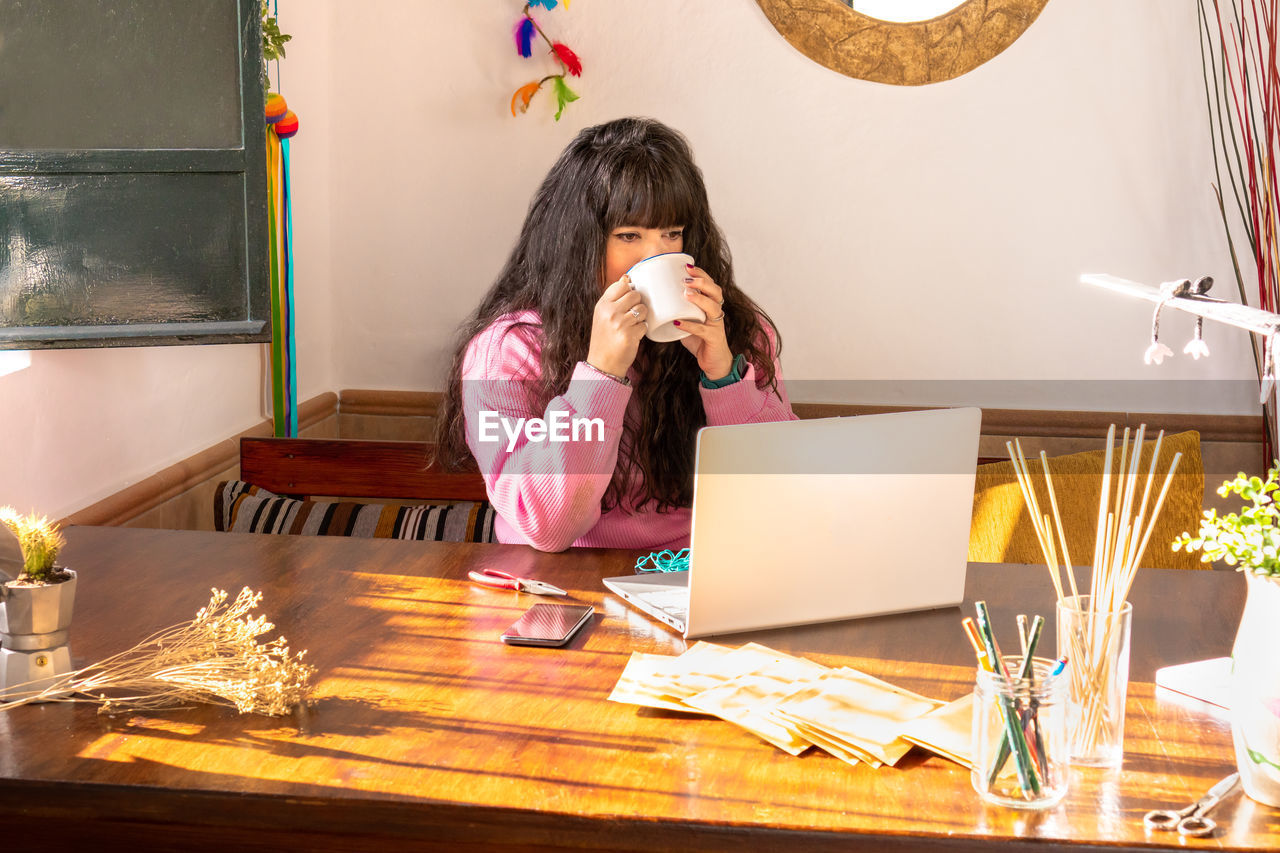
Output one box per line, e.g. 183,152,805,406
0,508,68,585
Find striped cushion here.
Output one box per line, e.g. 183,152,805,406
214,480,497,543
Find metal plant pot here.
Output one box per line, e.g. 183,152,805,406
0,569,76,699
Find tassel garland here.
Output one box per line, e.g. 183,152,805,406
266,93,299,438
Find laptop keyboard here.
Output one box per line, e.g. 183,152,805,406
640,587,689,620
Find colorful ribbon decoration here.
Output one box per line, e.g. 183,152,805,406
510,1,581,120
266,92,299,437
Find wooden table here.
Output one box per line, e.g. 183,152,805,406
1,526,1276,852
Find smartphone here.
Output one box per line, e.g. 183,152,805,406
500,603,594,647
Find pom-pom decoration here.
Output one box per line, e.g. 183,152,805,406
265,92,288,124
275,110,299,139
509,3,582,121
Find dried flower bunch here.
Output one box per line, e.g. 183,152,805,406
0,506,67,584
0,587,316,715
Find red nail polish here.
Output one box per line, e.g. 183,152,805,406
673,320,681,326
686,263,694,269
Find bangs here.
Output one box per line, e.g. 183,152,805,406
602,154,697,230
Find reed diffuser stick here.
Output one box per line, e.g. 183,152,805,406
1005,425,1174,762
1039,450,1080,600
1006,440,1065,601
1092,425,1117,577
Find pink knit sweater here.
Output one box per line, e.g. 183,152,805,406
460,310,798,552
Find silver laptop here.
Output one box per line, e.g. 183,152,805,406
604,407,982,638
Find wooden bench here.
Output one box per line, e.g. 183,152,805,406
225,435,1204,569
215,438,495,542
238,437,488,502
237,436,1000,501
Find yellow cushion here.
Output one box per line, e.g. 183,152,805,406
970,431,1205,571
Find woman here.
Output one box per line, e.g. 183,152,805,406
436,117,797,551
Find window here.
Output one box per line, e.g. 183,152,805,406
0,0,269,349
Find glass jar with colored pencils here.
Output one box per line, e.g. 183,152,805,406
972,656,1070,808
967,603,1070,809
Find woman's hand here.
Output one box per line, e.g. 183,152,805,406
677,264,734,380
586,275,648,378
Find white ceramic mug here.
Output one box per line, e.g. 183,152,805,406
626,252,705,342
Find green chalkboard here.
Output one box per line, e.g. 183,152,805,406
0,0,269,349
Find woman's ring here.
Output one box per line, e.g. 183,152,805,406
708,313,725,324
629,306,643,320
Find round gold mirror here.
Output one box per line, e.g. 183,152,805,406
755,0,1051,86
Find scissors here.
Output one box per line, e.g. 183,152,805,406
1143,773,1239,838
468,568,567,597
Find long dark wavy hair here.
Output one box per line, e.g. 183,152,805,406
436,117,782,513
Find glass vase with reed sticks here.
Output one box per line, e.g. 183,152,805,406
1199,0,1280,465
1006,426,1181,767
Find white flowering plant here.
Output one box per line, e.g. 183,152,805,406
1173,468,1280,577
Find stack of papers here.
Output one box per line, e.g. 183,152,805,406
608,641,973,769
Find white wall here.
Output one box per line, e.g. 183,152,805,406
0,0,1255,518
316,0,1253,414
0,3,335,519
